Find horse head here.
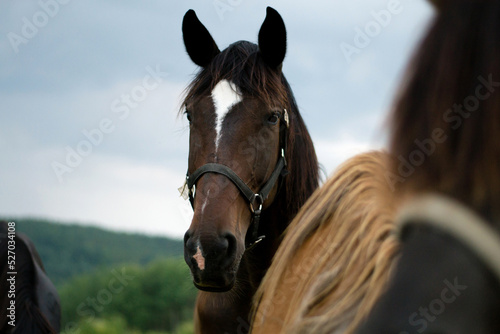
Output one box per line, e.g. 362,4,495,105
181,7,291,292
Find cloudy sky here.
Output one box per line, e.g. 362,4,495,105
0,0,434,239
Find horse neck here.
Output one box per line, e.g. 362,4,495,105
239,131,319,290
238,197,290,289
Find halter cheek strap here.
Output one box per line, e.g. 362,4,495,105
182,109,289,250
397,194,500,282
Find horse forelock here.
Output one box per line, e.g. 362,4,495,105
182,41,288,112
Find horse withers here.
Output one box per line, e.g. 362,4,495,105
180,7,319,334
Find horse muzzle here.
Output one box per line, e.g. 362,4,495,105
184,230,240,292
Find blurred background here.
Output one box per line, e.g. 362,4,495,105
1,0,434,332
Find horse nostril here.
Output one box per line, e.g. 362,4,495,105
222,233,237,259
184,230,196,254
184,231,190,244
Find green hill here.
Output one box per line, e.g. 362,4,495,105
2,217,184,287
59,258,197,333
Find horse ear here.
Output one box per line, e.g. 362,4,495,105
182,9,220,67
258,7,287,69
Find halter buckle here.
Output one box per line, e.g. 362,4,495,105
246,235,266,250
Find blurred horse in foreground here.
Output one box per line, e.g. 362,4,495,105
357,0,500,332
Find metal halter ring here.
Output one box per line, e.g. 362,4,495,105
250,194,263,214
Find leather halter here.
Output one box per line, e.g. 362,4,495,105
183,109,289,250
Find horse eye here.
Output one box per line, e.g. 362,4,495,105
267,113,280,125
185,110,192,123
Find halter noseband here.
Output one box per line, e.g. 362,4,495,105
181,109,289,250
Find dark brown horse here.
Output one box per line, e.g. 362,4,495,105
357,0,500,333
180,7,319,334
0,221,61,333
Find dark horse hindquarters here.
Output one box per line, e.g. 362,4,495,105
180,7,319,334
0,221,61,333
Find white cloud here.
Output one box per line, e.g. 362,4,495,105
315,135,385,177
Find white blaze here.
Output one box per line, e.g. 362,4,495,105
201,189,210,214
211,79,242,151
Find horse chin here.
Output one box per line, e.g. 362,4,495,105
191,269,237,293
194,281,234,293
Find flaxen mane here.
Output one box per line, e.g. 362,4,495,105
252,151,399,333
